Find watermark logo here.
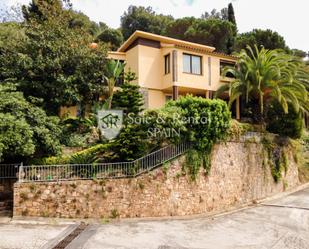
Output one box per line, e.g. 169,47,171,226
97,110,123,140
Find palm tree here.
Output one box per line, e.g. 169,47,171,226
104,59,126,109
216,45,309,123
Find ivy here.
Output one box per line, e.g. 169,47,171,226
262,135,289,182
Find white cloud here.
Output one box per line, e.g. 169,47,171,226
4,0,309,51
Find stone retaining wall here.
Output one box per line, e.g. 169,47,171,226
13,141,300,218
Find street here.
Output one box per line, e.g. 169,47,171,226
1,187,309,249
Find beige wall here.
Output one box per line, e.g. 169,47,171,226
59,106,78,118
147,89,166,109
125,46,139,84
136,45,163,90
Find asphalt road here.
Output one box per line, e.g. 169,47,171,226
0,187,308,249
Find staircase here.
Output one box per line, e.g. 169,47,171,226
0,179,15,217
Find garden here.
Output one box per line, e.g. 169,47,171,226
0,0,308,183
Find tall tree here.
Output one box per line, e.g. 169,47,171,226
166,17,196,40
234,29,288,52
1,1,107,115
216,45,309,123
227,3,236,26
96,28,123,50
185,18,237,53
120,5,173,39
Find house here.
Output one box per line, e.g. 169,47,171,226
60,30,240,119
108,31,240,119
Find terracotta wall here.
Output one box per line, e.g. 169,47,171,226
13,141,300,219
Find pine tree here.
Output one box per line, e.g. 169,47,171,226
112,70,144,115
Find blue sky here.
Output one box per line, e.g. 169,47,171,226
3,0,309,51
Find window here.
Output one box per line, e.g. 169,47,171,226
164,54,170,74
220,60,236,78
183,53,202,75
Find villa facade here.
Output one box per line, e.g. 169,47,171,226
108,30,240,118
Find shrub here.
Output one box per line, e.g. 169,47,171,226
0,84,62,162
142,106,187,147
167,95,231,178
266,101,303,138
0,113,35,162
167,95,231,151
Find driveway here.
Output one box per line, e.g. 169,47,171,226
0,187,308,249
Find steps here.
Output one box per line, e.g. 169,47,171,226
0,199,13,216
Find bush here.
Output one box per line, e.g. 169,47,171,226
30,144,110,165
0,113,35,162
167,95,231,151
166,95,231,178
0,84,62,162
266,101,303,138
142,106,187,147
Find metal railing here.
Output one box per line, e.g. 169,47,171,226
0,163,22,179
19,142,191,182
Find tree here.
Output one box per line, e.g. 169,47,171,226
104,60,126,109
216,45,309,124
96,28,123,50
0,8,107,115
68,10,106,36
266,101,303,138
0,22,26,48
234,29,288,52
0,113,35,162
166,17,196,40
120,5,173,39
0,84,62,162
22,0,66,22
201,8,228,20
227,3,236,26
185,18,237,53
112,70,144,115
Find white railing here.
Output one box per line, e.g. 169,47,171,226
19,142,191,182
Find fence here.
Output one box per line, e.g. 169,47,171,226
19,142,191,183
0,163,21,179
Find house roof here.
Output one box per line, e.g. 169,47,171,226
117,30,216,53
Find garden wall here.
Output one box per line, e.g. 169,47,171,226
13,140,300,218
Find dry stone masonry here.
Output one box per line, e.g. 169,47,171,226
13,140,300,218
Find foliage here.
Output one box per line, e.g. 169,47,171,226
166,95,231,178
227,3,236,26
266,102,303,139
166,17,196,40
112,71,144,115
109,123,149,162
167,95,231,151
1,2,107,115
234,29,288,52
142,106,187,147
104,60,126,109
120,5,173,39
31,143,110,165
0,22,26,49
227,120,255,140
96,28,123,50
184,18,237,53
262,135,289,182
216,45,309,125
0,113,35,162
0,84,62,162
